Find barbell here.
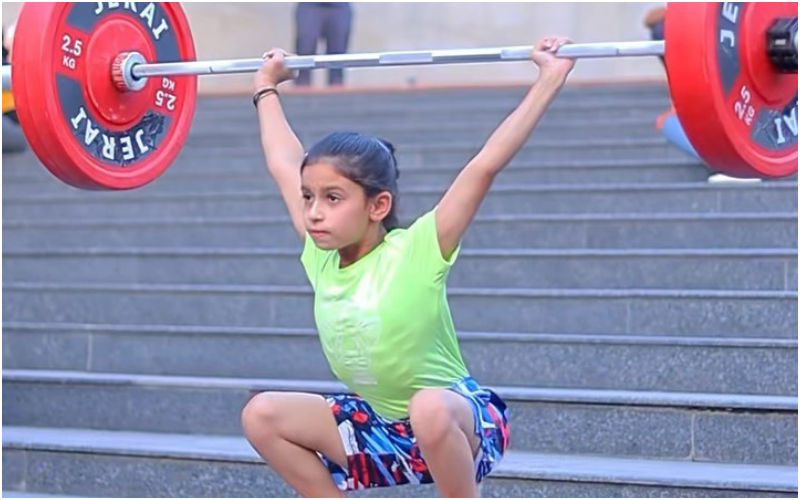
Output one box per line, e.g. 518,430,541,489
1,2,797,190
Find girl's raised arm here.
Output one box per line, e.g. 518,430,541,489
435,36,574,259
255,49,306,240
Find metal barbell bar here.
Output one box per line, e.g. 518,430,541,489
1,41,666,92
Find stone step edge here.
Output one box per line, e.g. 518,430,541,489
223,93,670,103
2,156,704,179
238,92,671,104
269,97,675,106
185,137,672,151
2,492,81,498
4,247,796,259
3,426,796,493
210,81,668,95
205,111,670,123
4,181,798,205
4,321,796,349
196,115,669,129
185,137,673,151
4,282,796,299
5,212,796,229
4,370,796,411
2,490,81,498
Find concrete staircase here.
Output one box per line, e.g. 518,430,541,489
3,83,798,497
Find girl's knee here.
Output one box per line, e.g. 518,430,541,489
241,391,283,437
408,389,456,445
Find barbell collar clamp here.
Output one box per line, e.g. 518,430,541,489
112,52,148,92
767,17,799,72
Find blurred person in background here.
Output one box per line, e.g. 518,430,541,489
3,23,27,154
643,6,701,161
295,2,352,86
644,6,751,182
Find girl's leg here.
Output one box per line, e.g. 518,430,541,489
241,391,348,498
323,4,352,85
294,4,324,86
408,388,482,498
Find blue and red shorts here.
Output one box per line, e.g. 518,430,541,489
315,376,510,491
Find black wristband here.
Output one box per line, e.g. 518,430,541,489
253,87,279,109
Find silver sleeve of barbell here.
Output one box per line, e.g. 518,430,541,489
130,41,665,78
2,65,10,91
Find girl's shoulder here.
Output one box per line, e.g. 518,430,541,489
385,210,432,246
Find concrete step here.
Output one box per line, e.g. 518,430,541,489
203,87,671,111
4,322,796,396
203,84,672,111
275,104,669,129
3,213,796,250
186,87,672,143
277,96,670,113
4,136,683,164
2,148,711,180
3,372,797,465
4,183,797,220
3,283,797,337
196,120,667,145
190,115,667,142
3,247,795,291
174,137,691,163
216,93,673,117
2,155,721,192
2,492,80,498
4,426,794,497
163,145,697,169
4,142,706,185
196,101,670,130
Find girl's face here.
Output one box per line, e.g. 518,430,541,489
301,161,373,249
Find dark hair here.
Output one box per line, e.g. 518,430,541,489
301,131,401,231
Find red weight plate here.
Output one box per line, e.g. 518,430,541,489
11,2,197,190
11,6,72,188
665,2,797,178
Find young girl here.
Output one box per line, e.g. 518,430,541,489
242,36,574,498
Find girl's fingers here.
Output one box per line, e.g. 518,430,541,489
540,36,561,52
548,37,572,53
262,48,288,60
533,36,574,59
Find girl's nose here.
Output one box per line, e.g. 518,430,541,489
309,201,323,220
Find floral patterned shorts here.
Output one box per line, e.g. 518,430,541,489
316,375,510,491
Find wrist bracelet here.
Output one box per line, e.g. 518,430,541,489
253,87,279,108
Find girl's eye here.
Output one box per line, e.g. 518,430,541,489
302,193,312,201
328,195,340,202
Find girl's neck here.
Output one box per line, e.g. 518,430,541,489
338,224,387,268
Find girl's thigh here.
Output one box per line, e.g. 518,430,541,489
244,391,348,468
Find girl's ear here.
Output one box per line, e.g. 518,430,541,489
368,191,393,223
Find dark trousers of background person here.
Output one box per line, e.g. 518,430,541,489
648,18,665,68
2,32,26,153
295,2,352,86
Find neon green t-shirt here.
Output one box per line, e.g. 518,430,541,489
300,208,470,419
